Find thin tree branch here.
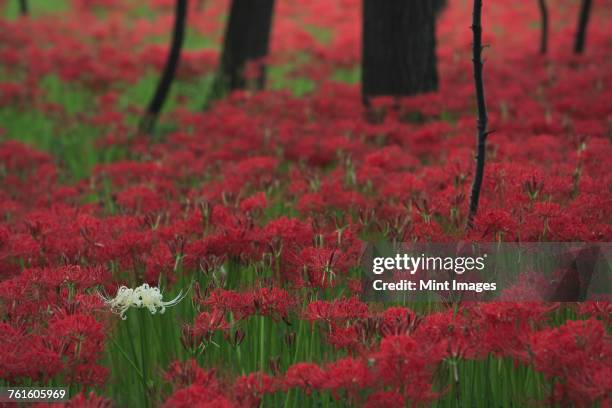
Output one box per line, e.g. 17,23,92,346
538,0,548,54
467,0,489,229
574,0,592,54
139,0,188,135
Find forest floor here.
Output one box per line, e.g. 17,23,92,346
0,0,611,407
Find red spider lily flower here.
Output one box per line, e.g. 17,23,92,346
202,289,255,321
533,202,563,219
303,297,369,324
39,265,110,290
373,334,446,403
295,246,338,288
261,216,314,248
163,361,236,407
325,323,360,351
578,301,612,325
470,302,553,360
162,383,237,408
413,309,477,359
239,192,267,214
364,390,405,408
0,267,106,321
379,306,420,337
528,318,611,406
116,185,166,214
472,209,519,241
346,278,362,295
47,313,108,386
145,243,177,285
163,359,219,390
252,286,295,321
322,357,373,401
103,229,154,273
0,322,62,382
193,309,229,341
282,362,326,394
234,372,278,408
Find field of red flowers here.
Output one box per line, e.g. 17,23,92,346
0,0,611,407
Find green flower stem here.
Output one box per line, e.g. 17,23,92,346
108,335,145,385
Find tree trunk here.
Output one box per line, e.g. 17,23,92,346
574,0,593,54
139,0,187,135
434,0,447,16
218,0,275,91
538,0,548,54
467,0,489,228
361,0,438,105
19,0,28,16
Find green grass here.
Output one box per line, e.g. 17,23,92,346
332,66,361,84
268,57,316,97
131,4,159,21
150,30,217,50
41,74,96,115
2,0,69,19
0,106,100,181
304,24,334,45
184,30,218,50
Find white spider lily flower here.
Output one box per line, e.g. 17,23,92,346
101,283,186,320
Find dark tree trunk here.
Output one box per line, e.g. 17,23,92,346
538,0,548,54
19,0,28,16
361,0,438,106
467,0,489,228
434,0,447,16
139,0,187,135
218,0,275,91
574,0,593,54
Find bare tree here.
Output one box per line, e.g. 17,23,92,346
574,0,593,54
139,0,187,135
538,0,548,54
467,0,491,228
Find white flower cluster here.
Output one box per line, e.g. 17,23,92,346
102,283,185,320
